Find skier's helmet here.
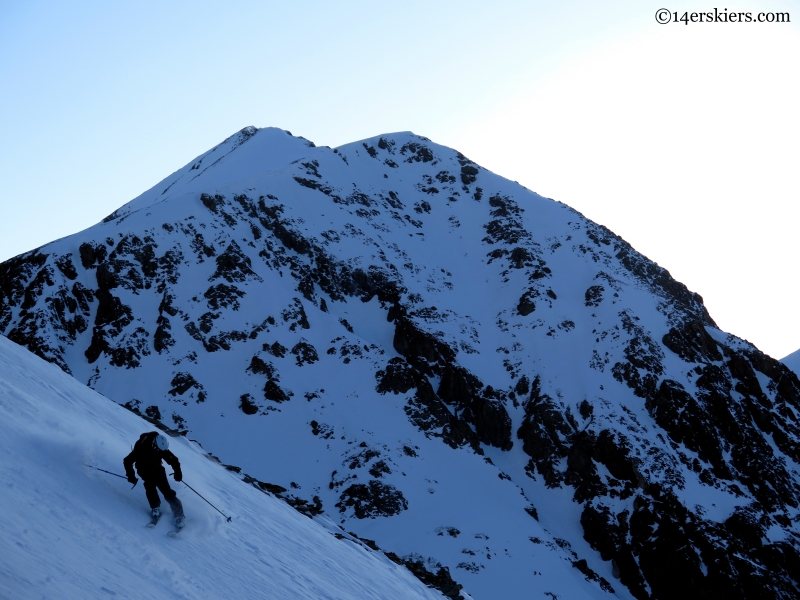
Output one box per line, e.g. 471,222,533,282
154,434,169,451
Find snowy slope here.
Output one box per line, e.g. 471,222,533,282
0,334,460,600
2,126,800,600
109,127,320,220
782,347,800,378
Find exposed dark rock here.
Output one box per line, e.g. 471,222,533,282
168,372,206,402
392,317,455,376
46,287,88,340
21,265,55,310
663,320,723,363
84,288,134,365
594,430,640,485
264,341,287,358
376,357,421,395
200,192,223,213
103,326,150,369
54,254,78,280
438,365,512,450
336,480,408,518
384,554,464,600
368,460,391,478
169,372,200,396
517,377,574,486
153,315,173,354
153,291,177,354
6,309,72,374
281,298,310,331
264,380,291,403
256,198,313,256
611,311,664,399
517,289,537,316
436,527,461,538
291,340,318,366
564,430,606,502
571,558,615,594
71,282,94,314
508,247,533,269
582,482,800,600
247,356,277,379
362,143,378,158
646,379,729,479
561,426,645,502
579,399,593,420
460,165,478,185
583,221,714,325
400,142,434,163
581,503,626,562
198,311,219,334
724,507,764,549
0,251,53,331
204,329,249,352
113,235,159,280
211,241,260,283
403,374,480,452
145,405,162,421
377,137,394,152
79,242,106,269
585,285,604,307
239,394,259,415
310,420,334,439
204,284,245,311
189,231,216,259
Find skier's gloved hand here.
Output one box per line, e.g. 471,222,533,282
128,475,138,485
174,471,182,482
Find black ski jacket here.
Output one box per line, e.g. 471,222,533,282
123,431,182,481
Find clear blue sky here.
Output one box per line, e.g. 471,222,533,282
1,0,798,358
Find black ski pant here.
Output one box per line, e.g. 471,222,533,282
142,467,183,516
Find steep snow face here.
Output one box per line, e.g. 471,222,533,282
110,127,323,218
0,335,454,600
783,348,800,378
2,126,800,600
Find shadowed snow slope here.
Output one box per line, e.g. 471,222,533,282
0,335,451,600
782,348,800,378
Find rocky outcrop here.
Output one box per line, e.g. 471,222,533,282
437,365,512,450
2,129,798,600
336,480,408,519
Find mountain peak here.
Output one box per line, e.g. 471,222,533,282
2,127,799,600
109,125,321,221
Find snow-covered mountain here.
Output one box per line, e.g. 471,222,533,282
782,348,800,379
0,334,461,600
2,126,799,599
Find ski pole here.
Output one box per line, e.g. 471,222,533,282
171,474,232,522
85,465,137,489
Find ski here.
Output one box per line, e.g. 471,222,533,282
146,511,162,528
146,514,161,528
167,517,185,537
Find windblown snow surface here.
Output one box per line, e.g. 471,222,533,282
2,126,800,599
0,335,459,600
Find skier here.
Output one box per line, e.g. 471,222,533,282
124,431,185,529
